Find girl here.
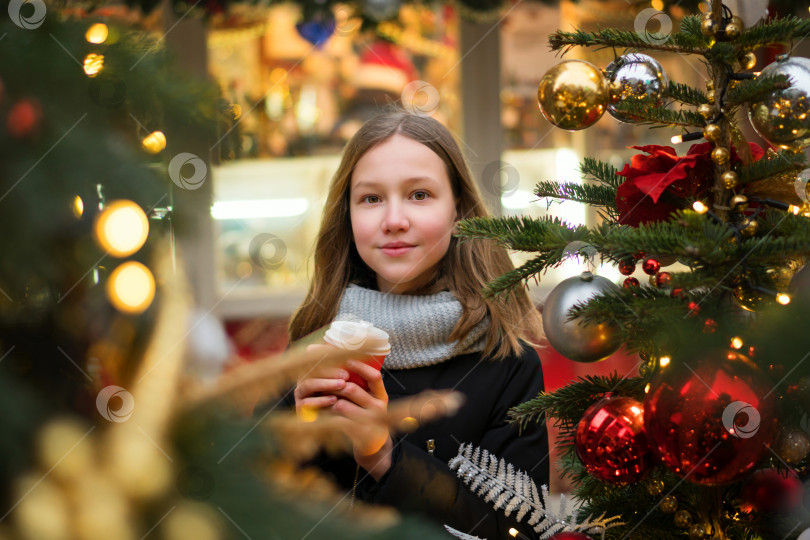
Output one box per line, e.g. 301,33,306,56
288,111,548,540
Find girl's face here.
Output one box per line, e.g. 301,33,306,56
349,134,458,295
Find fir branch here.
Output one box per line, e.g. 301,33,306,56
611,102,706,128
737,150,807,185
448,444,625,539
667,81,709,106
725,74,791,109
478,254,551,300
509,373,647,430
456,215,587,253
734,16,810,51
580,157,623,188
534,181,618,220
679,15,710,46
548,27,706,55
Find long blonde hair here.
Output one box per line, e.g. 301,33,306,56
288,112,543,360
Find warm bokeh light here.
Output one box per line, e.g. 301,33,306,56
94,200,149,257
692,201,708,214
141,131,166,154
730,336,743,349
645,383,651,393
651,0,664,10
83,53,104,77
777,292,792,305
85,23,109,44
106,261,155,314
659,356,671,367
670,134,683,144
72,195,84,218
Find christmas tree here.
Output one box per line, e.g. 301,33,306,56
452,3,810,540
0,7,463,540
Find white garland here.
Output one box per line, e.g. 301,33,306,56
448,443,625,540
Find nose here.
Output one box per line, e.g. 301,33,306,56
382,200,409,233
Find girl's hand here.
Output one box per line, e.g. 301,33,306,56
331,358,393,480
293,344,351,414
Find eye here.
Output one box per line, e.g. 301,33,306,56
413,191,429,201
362,195,380,204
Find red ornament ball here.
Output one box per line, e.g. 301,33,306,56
642,258,660,275
624,277,640,288
643,350,779,485
703,318,717,333
575,396,653,486
7,98,42,138
548,533,593,540
655,272,672,287
740,469,803,514
687,301,700,316
618,259,636,276
671,287,686,299
633,251,646,260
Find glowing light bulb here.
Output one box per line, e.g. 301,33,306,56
659,356,671,367
671,135,683,144
693,201,708,214
85,23,108,44
94,200,149,257
106,261,155,314
509,529,519,538
72,195,84,218
645,383,651,393
730,336,743,349
83,53,104,77
777,292,791,305
141,131,166,154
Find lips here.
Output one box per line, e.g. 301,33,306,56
381,242,414,249
380,244,414,256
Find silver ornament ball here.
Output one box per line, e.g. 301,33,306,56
541,272,621,363
606,53,669,123
749,56,810,150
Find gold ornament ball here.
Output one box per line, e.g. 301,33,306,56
741,51,757,71
537,60,608,131
689,524,708,539
674,509,693,528
697,103,713,118
724,20,742,40
711,147,730,165
776,427,810,463
734,284,767,312
741,219,759,237
706,89,715,104
660,495,678,513
646,478,665,496
706,79,714,91
730,194,749,212
721,171,739,189
700,14,716,37
703,124,721,142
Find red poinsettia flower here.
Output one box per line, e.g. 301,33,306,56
615,142,765,227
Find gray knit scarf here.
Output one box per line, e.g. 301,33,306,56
336,283,490,369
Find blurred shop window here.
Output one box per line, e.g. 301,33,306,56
208,3,460,317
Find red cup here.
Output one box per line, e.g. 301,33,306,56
324,320,390,392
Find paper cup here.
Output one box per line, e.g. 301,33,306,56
324,320,390,391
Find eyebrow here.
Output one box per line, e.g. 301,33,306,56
353,177,438,189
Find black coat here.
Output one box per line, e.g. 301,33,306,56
289,342,549,540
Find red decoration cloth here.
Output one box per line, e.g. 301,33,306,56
616,142,764,227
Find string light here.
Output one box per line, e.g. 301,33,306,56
777,292,791,305
83,53,104,77
106,261,155,314
659,356,671,367
730,336,743,349
94,200,149,257
85,23,108,44
671,131,703,144
789,204,802,215
72,196,84,218
693,201,709,214
645,383,651,393
141,131,166,154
